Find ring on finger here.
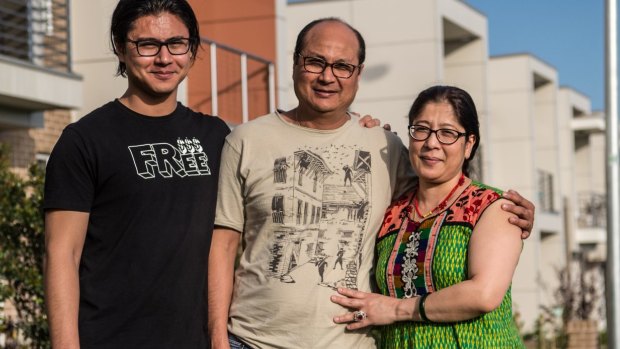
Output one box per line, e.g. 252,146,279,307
353,310,367,322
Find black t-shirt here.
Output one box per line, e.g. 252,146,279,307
44,100,230,348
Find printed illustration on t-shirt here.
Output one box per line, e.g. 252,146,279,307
268,144,371,290
128,137,211,179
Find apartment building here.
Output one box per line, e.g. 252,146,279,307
488,54,566,330
61,0,605,336
565,92,607,326
0,0,81,345
0,0,81,173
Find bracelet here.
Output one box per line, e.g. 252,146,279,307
418,293,431,322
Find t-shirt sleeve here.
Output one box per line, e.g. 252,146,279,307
43,127,95,212
214,138,244,233
390,135,417,200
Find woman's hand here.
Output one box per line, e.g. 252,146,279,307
330,287,414,330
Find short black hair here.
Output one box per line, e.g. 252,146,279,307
293,18,366,66
110,0,200,77
408,85,481,177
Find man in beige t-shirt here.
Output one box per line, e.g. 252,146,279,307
208,18,535,349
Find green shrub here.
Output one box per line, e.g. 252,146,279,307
0,145,49,348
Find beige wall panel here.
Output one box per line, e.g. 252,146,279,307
353,0,438,45
489,57,531,91
359,42,442,99
444,63,485,100
73,60,127,117
488,92,531,139
71,0,118,62
352,99,412,143
512,236,542,331
540,234,565,303
486,141,535,189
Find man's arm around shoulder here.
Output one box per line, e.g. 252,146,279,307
208,226,241,349
44,210,88,349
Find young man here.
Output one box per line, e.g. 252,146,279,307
43,1,230,347
208,18,535,349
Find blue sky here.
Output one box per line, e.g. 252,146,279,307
466,1,605,111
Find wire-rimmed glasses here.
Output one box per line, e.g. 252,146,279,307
296,54,360,79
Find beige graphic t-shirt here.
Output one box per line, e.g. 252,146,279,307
215,112,416,349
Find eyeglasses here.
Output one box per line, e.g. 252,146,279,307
296,54,360,79
128,38,192,57
408,125,467,145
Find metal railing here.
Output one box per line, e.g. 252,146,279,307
200,37,275,123
0,0,72,72
577,192,607,228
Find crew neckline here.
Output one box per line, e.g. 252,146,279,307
274,109,355,133
113,99,184,121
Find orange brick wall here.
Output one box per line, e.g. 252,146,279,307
187,0,277,124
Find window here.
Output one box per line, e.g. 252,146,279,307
273,157,288,183
271,195,284,224
35,153,49,168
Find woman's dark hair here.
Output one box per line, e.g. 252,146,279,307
408,85,481,176
110,0,200,77
293,18,366,66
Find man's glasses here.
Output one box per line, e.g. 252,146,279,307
296,54,360,79
408,125,467,145
128,38,192,57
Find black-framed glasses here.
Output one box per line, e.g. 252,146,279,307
408,125,467,145
296,54,360,79
128,38,192,57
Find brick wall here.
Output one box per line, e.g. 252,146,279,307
30,109,71,155
0,109,71,172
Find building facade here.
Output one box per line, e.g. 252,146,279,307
0,0,81,173
0,0,81,345
58,0,606,337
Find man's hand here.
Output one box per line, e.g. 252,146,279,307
501,190,535,239
356,113,391,130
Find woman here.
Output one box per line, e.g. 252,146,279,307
331,85,525,348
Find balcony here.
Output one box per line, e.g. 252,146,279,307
575,192,607,245
188,37,275,125
0,0,81,129
1,0,72,72
577,192,606,229
536,169,563,233
537,169,558,213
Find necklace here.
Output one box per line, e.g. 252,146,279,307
413,173,465,220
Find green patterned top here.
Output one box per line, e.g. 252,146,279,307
374,181,524,348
